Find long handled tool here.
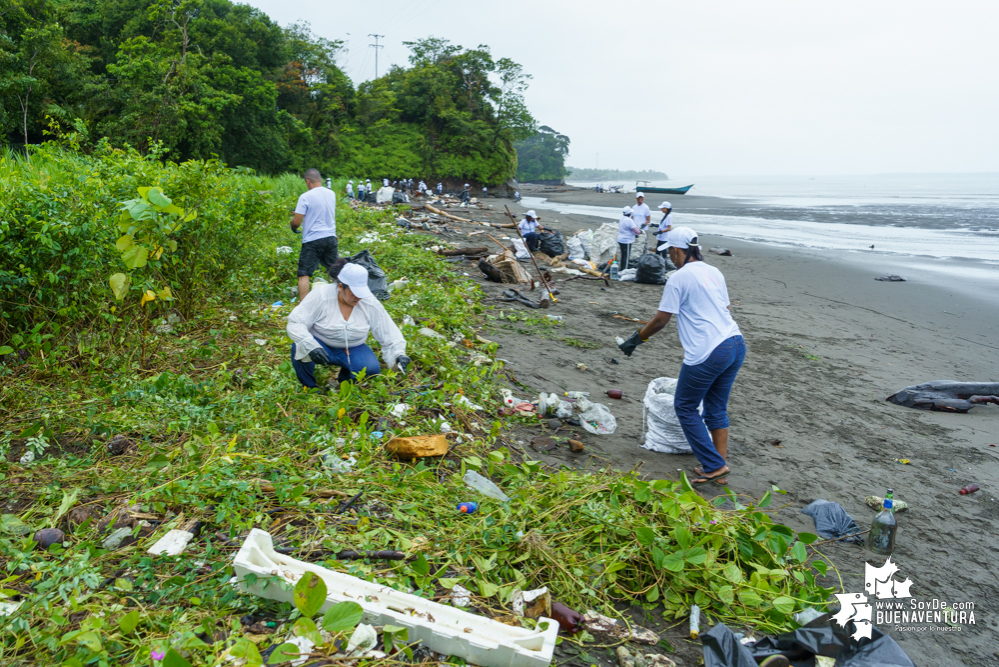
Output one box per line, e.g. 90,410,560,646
504,205,557,303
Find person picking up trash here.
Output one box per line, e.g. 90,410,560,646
656,201,674,261
289,168,339,301
518,210,545,252
617,227,745,485
287,261,410,391
616,206,644,270
631,192,652,244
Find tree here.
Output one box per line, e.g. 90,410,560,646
515,125,570,182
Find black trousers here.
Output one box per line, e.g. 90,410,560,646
618,242,633,270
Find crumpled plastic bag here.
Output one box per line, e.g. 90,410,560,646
801,499,863,543
580,402,617,435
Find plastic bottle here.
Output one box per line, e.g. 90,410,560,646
545,315,564,322
609,261,619,281
867,487,897,555
462,470,511,502
605,389,623,399
457,501,478,514
959,483,980,495
564,391,590,399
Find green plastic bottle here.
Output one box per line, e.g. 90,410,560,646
868,488,897,555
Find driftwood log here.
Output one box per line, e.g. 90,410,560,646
425,204,473,223
886,381,999,413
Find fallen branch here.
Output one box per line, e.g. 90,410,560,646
426,204,473,223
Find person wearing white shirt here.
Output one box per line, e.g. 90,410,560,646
631,192,652,249
518,210,544,252
656,201,676,264
346,180,354,200
287,262,410,390
616,206,643,270
290,168,339,300
617,226,744,486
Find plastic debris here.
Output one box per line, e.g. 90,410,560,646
234,530,557,667
457,501,478,514
322,452,357,473
583,610,658,644
448,584,473,608
606,389,622,399
641,377,693,454
403,314,416,326
254,339,267,346
346,623,378,656
875,274,906,281
454,394,484,411
18,450,34,465
390,403,411,418
419,327,446,340
463,470,511,502
801,500,863,543
385,435,448,458
276,246,292,254
579,402,617,435
511,587,551,619
148,529,195,556
960,483,980,495
865,496,908,512
102,526,134,550
0,600,24,617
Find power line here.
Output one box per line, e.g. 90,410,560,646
368,34,384,78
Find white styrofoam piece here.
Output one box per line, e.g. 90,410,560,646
147,529,194,556
233,529,558,667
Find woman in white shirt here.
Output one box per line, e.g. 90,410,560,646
616,206,643,270
518,210,545,252
287,262,409,389
617,227,745,485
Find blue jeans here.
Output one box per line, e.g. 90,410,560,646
523,232,540,252
674,335,746,474
291,339,381,388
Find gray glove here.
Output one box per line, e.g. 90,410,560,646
309,347,330,364
396,355,411,374
617,330,645,357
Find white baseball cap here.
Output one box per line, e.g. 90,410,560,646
622,206,633,215
465,183,470,187
657,226,699,251
337,263,373,299
526,210,537,218
660,201,672,209
635,192,645,198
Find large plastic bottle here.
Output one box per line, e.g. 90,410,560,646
463,471,511,502
867,487,897,555
609,260,619,281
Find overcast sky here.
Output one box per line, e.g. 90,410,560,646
245,0,999,176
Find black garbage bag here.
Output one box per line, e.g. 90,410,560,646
702,623,757,667
801,499,863,543
635,251,667,285
391,191,408,204
344,250,391,301
537,231,565,257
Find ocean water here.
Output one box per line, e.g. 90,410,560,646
539,173,999,262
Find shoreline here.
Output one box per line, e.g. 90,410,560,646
441,188,999,664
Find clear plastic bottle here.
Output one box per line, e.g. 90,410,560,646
609,261,619,281
463,470,510,502
868,487,897,555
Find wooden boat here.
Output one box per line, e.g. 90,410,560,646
635,182,694,195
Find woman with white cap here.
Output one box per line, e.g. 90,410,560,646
287,261,409,390
617,226,745,485
616,206,643,270
518,210,545,252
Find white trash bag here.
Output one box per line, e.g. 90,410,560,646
566,235,586,261
641,377,697,454
512,238,530,259
580,402,617,435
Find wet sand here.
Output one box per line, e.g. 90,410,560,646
423,187,999,664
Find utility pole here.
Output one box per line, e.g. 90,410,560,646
368,34,384,78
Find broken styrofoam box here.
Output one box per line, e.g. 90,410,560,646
233,529,558,667
147,529,195,556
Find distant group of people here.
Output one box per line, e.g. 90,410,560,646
615,191,674,270
344,178,492,203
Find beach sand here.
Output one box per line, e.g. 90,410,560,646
418,186,999,664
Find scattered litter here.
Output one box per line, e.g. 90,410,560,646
544,315,563,322
865,496,908,512
801,500,863,543
887,381,999,413
270,301,283,310
148,519,199,556
254,339,267,346
234,530,557,667
511,587,551,619
0,600,24,617
390,403,411,418
18,450,34,465
583,610,658,644
463,470,511,502
895,458,910,464
419,327,445,340
322,453,357,473
448,584,473,608
275,246,292,254
439,421,452,433
457,501,478,514
605,389,622,399
959,483,980,495
875,274,906,281
576,363,588,371
689,604,701,639
708,247,733,256
102,526,135,550
617,268,638,281
454,394,484,411
469,353,493,366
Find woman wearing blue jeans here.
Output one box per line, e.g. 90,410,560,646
618,226,745,485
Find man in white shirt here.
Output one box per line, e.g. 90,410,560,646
346,180,354,200
287,262,409,389
631,192,652,249
436,182,443,195
518,210,545,252
656,201,675,263
290,168,339,301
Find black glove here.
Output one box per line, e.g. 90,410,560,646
396,355,411,374
617,330,646,357
290,223,302,234
309,347,330,364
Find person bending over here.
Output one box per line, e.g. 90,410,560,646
287,262,410,390
618,227,745,485
518,210,545,253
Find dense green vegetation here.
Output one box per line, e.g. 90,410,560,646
0,0,535,183
515,125,570,183
567,167,669,182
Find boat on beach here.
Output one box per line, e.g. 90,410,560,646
635,181,694,195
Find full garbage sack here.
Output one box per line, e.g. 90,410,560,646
618,268,637,282
589,222,619,267
801,499,863,543
345,250,391,301
391,191,409,204
641,377,693,454
566,235,586,260
512,239,530,259
376,187,395,204
702,623,757,667
745,624,916,667
573,228,594,259
579,402,617,435
538,231,565,257
634,251,667,285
